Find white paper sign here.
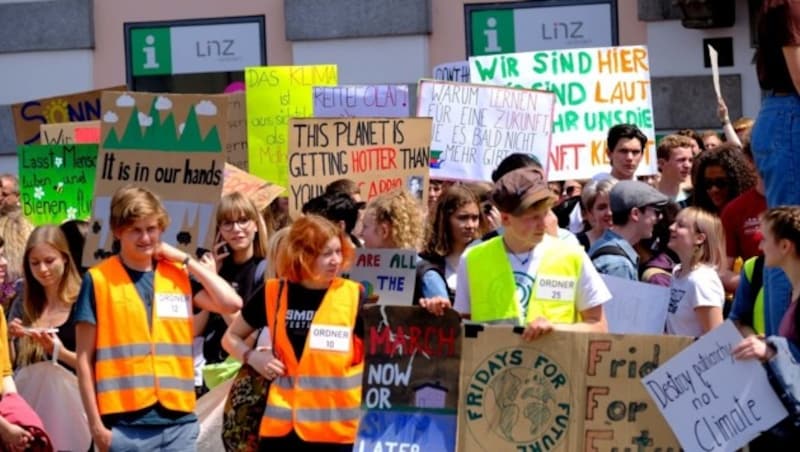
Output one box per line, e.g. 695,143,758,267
416,80,555,182
641,321,788,452
313,85,410,118
708,45,721,100
346,249,417,306
433,60,471,82
601,275,669,334
469,46,657,180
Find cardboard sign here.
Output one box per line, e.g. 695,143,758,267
40,121,101,145
708,45,722,100
458,326,692,451
356,306,461,452
601,275,670,334
313,85,410,118
84,91,227,267
225,92,248,171
469,46,657,180
12,86,125,145
433,61,471,83
18,144,98,226
346,249,418,306
287,117,431,215
417,80,554,182
642,321,787,451
245,65,338,188
222,163,283,211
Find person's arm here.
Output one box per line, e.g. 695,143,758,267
157,243,242,314
592,257,636,281
783,46,800,94
730,266,757,337
695,306,724,334
222,313,284,381
193,310,209,337
0,415,33,452
717,98,741,147
28,331,77,370
556,305,608,333
452,255,471,319
75,322,112,452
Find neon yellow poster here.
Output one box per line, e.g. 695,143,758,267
245,65,338,189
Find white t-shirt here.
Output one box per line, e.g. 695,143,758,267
454,236,611,324
665,264,724,337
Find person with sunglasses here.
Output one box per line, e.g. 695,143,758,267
589,180,669,281
690,143,756,215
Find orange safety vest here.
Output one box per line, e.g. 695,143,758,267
90,256,195,416
260,278,363,443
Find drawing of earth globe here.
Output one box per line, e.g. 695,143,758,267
488,367,555,443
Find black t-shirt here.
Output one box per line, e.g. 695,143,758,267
201,256,264,364
241,281,364,363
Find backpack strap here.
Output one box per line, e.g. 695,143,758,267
590,245,635,266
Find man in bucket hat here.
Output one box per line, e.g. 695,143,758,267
453,167,610,340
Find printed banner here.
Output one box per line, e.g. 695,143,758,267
18,144,98,226
601,275,669,334
345,249,417,306
357,306,461,452
458,326,692,451
642,321,787,451
417,80,554,182
313,85,410,118
11,86,125,145
84,91,227,267
245,65,338,188
225,92,248,170
469,46,657,180
40,121,101,145
433,61,471,83
287,117,431,215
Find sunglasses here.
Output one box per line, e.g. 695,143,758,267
705,178,729,190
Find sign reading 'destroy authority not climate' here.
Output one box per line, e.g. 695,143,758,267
470,45,656,180
642,321,787,452
126,16,265,77
313,85,410,118
417,80,554,182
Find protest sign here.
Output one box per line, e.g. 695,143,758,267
222,163,283,211
357,306,461,452
40,121,101,145
601,275,669,334
469,46,657,180
433,61,471,83
18,144,98,226
84,91,227,267
287,117,431,215
313,85,410,118
245,65,338,188
708,45,722,100
12,86,125,145
417,80,554,182
346,249,417,306
225,92,248,171
642,321,787,451
458,326,692,451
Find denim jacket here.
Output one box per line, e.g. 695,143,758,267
588,229,639,281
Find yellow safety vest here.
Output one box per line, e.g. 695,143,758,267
90,256,195,415
465,236,583,325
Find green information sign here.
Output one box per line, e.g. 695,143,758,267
18,144,98,226
130,27,173,76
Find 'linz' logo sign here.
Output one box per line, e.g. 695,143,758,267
542,21,584,41
196,40,236,58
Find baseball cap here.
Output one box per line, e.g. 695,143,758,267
491,167,556,214
609,180,669,215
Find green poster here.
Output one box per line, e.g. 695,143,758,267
18,144,98,226
130,27,172,76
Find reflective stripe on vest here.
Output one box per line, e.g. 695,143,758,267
90,256,195,415
466,236,582,325
260,278,363,443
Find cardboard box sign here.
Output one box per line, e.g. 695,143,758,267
457,325,692,451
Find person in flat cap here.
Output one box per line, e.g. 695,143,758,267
588,180,670,281
452,167,611,340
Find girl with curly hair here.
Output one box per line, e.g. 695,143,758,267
360,188,424,250
419,185,485,302
690,143,756,214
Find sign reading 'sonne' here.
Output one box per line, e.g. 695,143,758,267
464,347,571,450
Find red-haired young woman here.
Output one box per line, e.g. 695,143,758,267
223,215,363,452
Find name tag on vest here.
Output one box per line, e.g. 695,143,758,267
309,325,351,353
535,276,576,301
155,293,190,319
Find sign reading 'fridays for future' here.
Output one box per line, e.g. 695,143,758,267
469,45,657,181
